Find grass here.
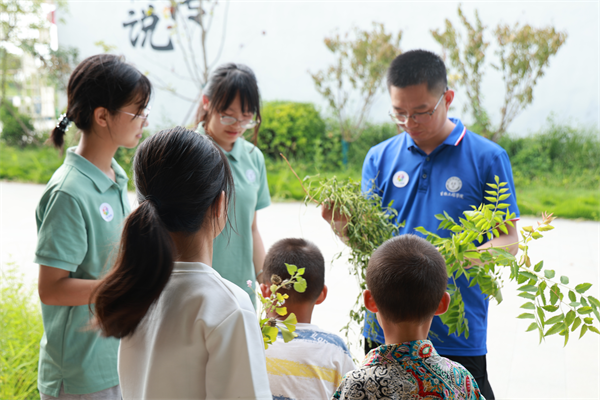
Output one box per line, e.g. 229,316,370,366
0,264,43,399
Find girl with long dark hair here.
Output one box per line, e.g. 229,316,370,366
92,127,271,399
34,54,151,399
194,63,270,305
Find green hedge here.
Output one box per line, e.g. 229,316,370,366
0,265,43,399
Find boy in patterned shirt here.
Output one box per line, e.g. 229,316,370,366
333,235,485,400
260,238,355,400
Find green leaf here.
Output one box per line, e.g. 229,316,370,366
533,261,544,272
286,263,298,275
279,326,298,343
275,307,287,316
569,291,577,302
518,292,536,300
575,283,592,294
487,183,498,189
579,324,588,339
542,305,559,312
565,310,576,327
293,278,307,293
583,317,594,324
589,296,600,309
545,322,566,336
577,307,593,315
526,322,538,332
546,315,564,325
571,317,582,331
498,194,511,201
517,313,535,319
282,312,298,331
544,270,555,279
518,285,538,292
519,271,538,281
262,325,278,343
297,268,306,276
560,276,569,285
520,302,535,310
589,326,600,335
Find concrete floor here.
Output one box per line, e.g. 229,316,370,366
1,181,599,399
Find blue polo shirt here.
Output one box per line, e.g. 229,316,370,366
362,118,519,357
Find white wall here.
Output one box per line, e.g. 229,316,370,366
57,0,599,136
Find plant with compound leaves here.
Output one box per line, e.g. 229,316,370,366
296,168,599,345
252,264,307,349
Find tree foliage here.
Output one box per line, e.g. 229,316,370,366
310,23,401,146
431,5,567,142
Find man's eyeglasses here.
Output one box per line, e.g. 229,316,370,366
118,106,151,121
219,114,257,129
389,91,446,125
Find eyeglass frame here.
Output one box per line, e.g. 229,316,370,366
218,113,258,129
388,90,448,125
118,106,151,121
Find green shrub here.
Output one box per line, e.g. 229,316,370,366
258,101,339,169
346,121,398,167
0,143,64,183
498,120,600,190
0,103,36,147
0,264,43,399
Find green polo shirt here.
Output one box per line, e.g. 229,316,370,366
34,148,131,397
197,125,271,305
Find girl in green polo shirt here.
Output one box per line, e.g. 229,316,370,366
194,63,271,305
34,54,152,399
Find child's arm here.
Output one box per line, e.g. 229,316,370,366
205,308,272,399
38,265,99,306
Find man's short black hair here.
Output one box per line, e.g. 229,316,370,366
387,49,447,95
366,235,448,323
263,238,325,303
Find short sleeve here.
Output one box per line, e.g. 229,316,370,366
484,151,520,220
361,150,380,197
255,151,271,211
205,308,272,399
34,191,88,272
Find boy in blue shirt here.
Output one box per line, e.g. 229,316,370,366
323,50,520,399
333,234,484,400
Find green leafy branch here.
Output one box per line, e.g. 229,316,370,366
414,176,599,344
254,264,307,349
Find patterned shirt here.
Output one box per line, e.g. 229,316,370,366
332,340,484,400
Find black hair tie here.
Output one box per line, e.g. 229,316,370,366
56,114,71,133
144,195,162,210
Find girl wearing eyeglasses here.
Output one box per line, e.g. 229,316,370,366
194,63,270,306
34,54,151,399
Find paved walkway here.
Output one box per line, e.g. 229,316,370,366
1,181,598,399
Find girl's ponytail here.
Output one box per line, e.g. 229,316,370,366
49,114,71,149
92,200,174,338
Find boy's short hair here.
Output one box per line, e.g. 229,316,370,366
367,235,448,323
387,49,447,95
263,238,324,303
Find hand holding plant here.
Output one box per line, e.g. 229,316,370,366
252,264,307,349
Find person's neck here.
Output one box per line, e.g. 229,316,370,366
170,231,213,266
415,118,456,155
75,131,119,181
268,300,316,324
380,316,433,345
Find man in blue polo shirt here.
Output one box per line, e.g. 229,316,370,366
323,50,519,399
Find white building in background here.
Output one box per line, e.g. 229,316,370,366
56,1,598,135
